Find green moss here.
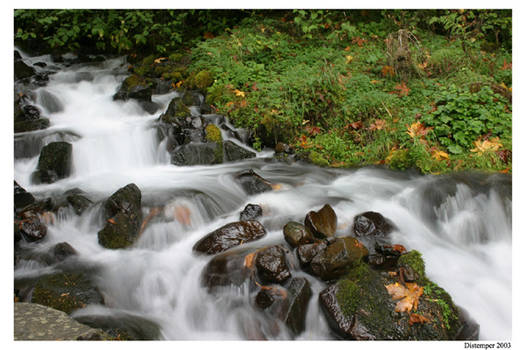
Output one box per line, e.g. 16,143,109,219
398,250,425,278
423,280,458,331
169,53,183,62
336,279,360,315
161,71,183,82
309,150,330,167
389,149,415,171
192,70,214,90
205,124,223,144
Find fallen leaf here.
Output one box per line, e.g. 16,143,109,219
233,89,245,98
154,57,168,64
345,55,353,64
391,82,410,97
108,218,116,224
203,32,215,39
407,121,432,139
344,46,351,51
391,244,407,254
409,313,430,325
501,59,512,70
471,137,503,154
244,252,256,268
369,119,387,131
432,150,449,161
306,125,321,136
347,121,363,130
271,183,283,191
382,65,395,77
385,282,424,313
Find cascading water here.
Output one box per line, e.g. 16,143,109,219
14,52,512,340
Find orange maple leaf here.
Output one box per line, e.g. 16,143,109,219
407,121,432,139
409,313,430,325
369,119,387,131
243,252,257,268
385,282,424,313
382,65,395,77
392,82,410,97
471,137,503,154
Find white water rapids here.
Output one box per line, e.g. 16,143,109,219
14,53,512,340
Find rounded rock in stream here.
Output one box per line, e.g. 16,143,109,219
234,169,273,195
15,211,47,242
255,245,291,285
304,204,337,239
224,140,256,162
193,220,267,255
97,183,142,249
240,203,263,221
14,181,35,213
32,141,72,184
283,221,315,248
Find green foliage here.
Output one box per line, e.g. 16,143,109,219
398,250,426,278
421,84,511,154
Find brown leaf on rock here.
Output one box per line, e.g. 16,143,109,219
409,313,430,325
244,252,257,269
385,282,424,313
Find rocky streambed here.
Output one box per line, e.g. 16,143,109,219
14,49,511,340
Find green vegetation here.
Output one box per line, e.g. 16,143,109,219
398,250,425,278
14,10,512,173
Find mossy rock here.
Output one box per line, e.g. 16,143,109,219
205,124,224,162
320,254,471,340
32,141,72,184
188,70,214,91
31,272,104,314
160,97,191,124
113,74,154,102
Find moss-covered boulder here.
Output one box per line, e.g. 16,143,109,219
113,74,158,114
283,221,315,248
310,236,368,281
205,124,224,162
193,220,267,255
305,204,337,239
97,183,142,249
31,272,104,314
170,143,222,166
319,252,479,340
187,70,214,91
160,96,191,124
32,142,72,184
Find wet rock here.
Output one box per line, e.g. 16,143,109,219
224,140,256,162
16,211,47,242
320,256,472,340
65,188,93,215
73,311,162,340
113,74,154,102
171,142,222,166
97,183,142,249
265,277,312,336
305,204,337,239
283,221,315,248
455,306,481,340
255,245,291,285
31,272,104,314
181,91,202,106
234,169,273,195
275,142,294,154
310,237,368,281
14,101,50,133
14,59,35,80
32,141,72,184
353,211,395,237
53,242,77,262
14,302,111,340
14,181,35,212
297,242,327,267
255,289,275,309
160,96,191,124
240,203,263,221
193,220,266,255
201,248,255,292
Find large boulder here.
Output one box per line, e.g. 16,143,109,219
352,211,396,256
305,204,337,239
171,142,221,166
283,221,315,248
224,140,256,162
32,142,72,184
14,100,50,133
234,169,273,195
193,220,266,255
296,241,327,267
160,96,191,124
14,302,110,340
310,237,368,281
14,59,35,81
319,254,478,340
31,272,104,314
97,184,142,249
201,247,256,293
255,245,291,285
15,211,47,242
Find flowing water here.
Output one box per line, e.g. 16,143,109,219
14,52,512,340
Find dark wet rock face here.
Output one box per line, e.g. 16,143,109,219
224,140,256,162
310,237,368,281
283,221,315,248
201,248,254,292
113,74,158,114
305,204,337,239
255,245,291,285
14,181,35,212
193,220,267,255
64,189,93,215
240,203,263,221
31,272,104,314
234,169,273,195
297,242,327,267
15,59,36,81
16,212,47,242
353,211,395,237
265,277,312,336
53,242,77,262
73,312,162,340
97,183,142,249
171,143,221,166
14,99,50,133
32,142,72,184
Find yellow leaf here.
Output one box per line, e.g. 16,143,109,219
243,252,256,268
233,89,245,97
432,150,449,161
154,57,168,64
345,55,353,64
471,137,503,154
174,80,183,88
385,282,424,313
